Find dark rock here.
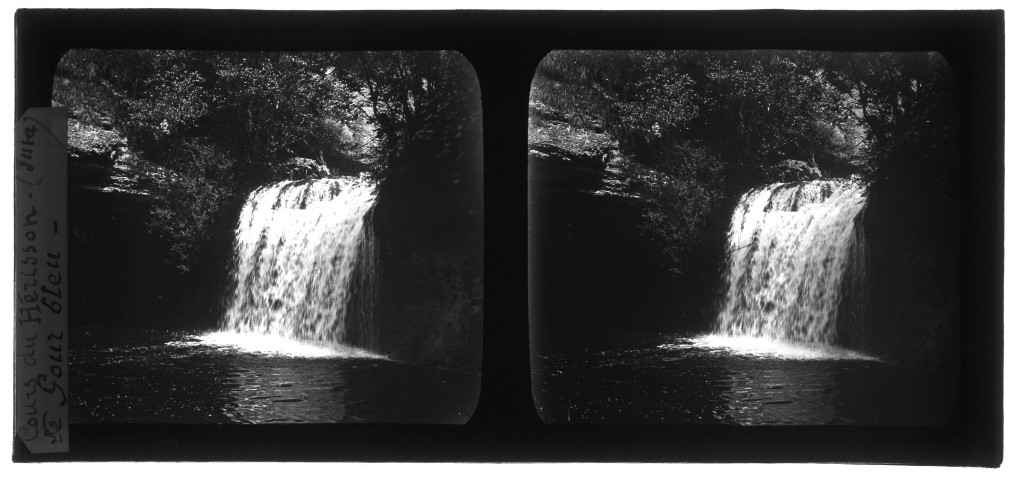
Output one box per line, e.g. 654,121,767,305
323,153,374,176
371,99,483,376
818,157,868,178
529,142,609,169
67,119,157,212
272,156,331,180
67,118,127,167
528,100,618,169
528,100,570,124
861,136,962,369
65,118,202,329
769,158,822,182
372,157,483,375
529,146,716,339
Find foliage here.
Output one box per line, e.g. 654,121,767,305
636,141,726,272
530,50,640,129
330,51,481,171
697,52,849,166
820,52,957,181
144,140,235,270
206,53,356,169
612,52,700,164
52,49,122,126
55,49,475,272
529,49,953,272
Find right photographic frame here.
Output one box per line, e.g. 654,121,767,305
529,50,964,426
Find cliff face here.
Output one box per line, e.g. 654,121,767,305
862,155,962,369
371,144,483,376
363,54,484,376
527,110,728,342
67,119,189,328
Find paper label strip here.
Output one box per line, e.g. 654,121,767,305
15,107,70,454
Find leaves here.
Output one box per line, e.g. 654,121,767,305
56,49,479,272
331,51,480,172
528,50,921,272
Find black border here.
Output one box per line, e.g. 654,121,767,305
13,9,1003,465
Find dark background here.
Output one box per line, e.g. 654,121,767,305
14,9,1002,465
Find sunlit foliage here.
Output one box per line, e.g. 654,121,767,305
55,49,473,272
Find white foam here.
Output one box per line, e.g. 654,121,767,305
181,331,387,359
715,180,869,347
221,176,379,349
675,334,879,361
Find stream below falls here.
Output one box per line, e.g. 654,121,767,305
532,331,957,425
70,327,479,424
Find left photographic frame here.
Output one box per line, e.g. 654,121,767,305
47,49,483,426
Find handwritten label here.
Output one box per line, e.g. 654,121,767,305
15,107,69,453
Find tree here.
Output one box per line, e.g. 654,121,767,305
690,51,860,175
327,51,481,170
821,52,957,170
528,50,879,271
56,50,371,270
205,52,355,171
56,49,484,272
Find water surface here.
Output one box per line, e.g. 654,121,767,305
533,332,956,425
71,327,479,424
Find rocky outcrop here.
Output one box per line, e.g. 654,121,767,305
66,120,193,328
528,141,725,339
67,119,157,234
528,100,618,168
271,156,331,180
370,109,484,375
861,148,962,368
371,154,483,375
68,119,160,198
768,158,823,182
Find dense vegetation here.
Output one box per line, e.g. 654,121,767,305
530,50,956,273
55,49,475,273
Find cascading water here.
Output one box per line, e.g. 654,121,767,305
219,175,379,352
712,179,869,352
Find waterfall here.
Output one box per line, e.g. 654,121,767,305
714,179,869,350
221,175,379,351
